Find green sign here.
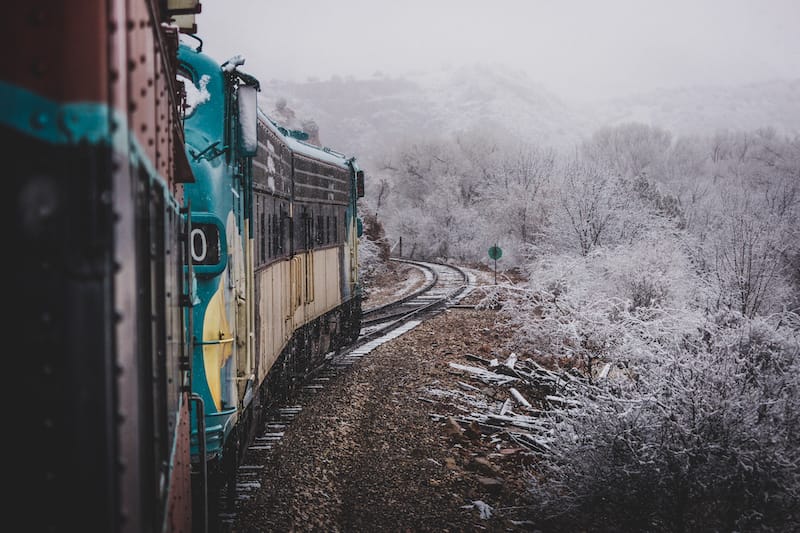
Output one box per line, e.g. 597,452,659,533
488,246,502,260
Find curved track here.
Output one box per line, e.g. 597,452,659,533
358,259,471,343
221,259,474,529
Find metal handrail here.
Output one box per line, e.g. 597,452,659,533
190,394,208,533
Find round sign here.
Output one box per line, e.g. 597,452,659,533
488,246,502,260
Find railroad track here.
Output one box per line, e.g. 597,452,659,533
219,259,474,530
358,258,472,342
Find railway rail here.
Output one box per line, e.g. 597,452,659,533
214,259,474,530
359,259,471,341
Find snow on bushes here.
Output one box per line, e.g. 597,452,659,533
481,233,799,530
527,310,800,531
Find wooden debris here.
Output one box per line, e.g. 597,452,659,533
456,381,482,393
508,432,553,454
504,352,518,369
545,395,581,407
493,364,529,380
464,353,493,366
498,447,525,455
435,354,591,455
509,387,532,408
486,413,545,431
448,362,518,385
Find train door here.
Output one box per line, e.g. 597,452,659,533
232,82,258,408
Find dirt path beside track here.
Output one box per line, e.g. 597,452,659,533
233,268,539,532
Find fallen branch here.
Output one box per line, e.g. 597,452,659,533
448,362,518,385
464,353,493,366
510,387,532,408
499,398,512,416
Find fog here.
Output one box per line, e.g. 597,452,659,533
195,0,800,102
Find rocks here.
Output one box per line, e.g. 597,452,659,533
233,271,538,531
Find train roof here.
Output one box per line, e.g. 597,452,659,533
257,108,353,170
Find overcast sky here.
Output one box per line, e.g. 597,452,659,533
195,0,799,102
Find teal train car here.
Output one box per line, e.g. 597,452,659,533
3,1,199,532
178,39,364,518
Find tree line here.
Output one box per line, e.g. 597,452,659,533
364,122,799,530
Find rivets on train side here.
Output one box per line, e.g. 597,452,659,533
30,111,49,130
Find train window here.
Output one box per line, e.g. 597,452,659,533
260,208,266,264
272,213,279,256
176,66,210,118
356,170,365,198
326,216,331,244
303,207,312,250
316,215,324,245
267,214,273,258
280,205,288,254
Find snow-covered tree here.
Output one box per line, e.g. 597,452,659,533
582,122,672,179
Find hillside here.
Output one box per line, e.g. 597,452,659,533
592,78,800,137
257,66,800,169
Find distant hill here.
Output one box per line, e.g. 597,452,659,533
256,67,800,169
591,79,800,138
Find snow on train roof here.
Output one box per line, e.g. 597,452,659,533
257,108,352,169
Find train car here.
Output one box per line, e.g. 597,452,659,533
2,1,200,532
177,39,364,517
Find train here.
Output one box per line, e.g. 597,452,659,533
4,1,364,532
4,1,196,531
177,33,365,523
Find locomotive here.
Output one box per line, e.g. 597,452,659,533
177,39,364,517
3,1,199,532
4,1,364,532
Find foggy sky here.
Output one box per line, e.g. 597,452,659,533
195,0,800,102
